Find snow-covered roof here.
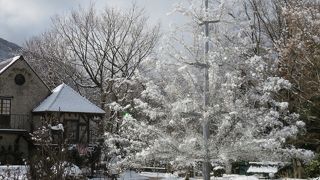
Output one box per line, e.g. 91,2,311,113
213,166,225,171
33,83,105,114
0,56,21,74
247,165,278,174
249,162,281,166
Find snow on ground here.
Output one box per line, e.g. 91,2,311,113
213,174,258,180
63,163,82,177
0,163,82,180
118,171,260,180
52,161,83,178
140,172,180,179
119,171,149,180
188,174,258,180
0,165,28,180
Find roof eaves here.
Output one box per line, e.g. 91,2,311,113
0,56,21,75
34,110,105,115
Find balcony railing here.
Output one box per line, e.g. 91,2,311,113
0,114,30,130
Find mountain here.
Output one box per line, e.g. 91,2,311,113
0,38,21,61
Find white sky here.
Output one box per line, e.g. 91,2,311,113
0,0,186,46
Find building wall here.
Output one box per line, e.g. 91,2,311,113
33,112,98,144
0,58,50,130
62,113,88,143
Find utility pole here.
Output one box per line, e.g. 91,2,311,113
202,0,218,179
202,0,210,178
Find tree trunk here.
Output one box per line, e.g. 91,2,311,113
225,161,232,174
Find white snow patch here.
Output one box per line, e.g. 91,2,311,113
213,166,225,171
0,165,28,180
50,123,64,132
52,162,82,178
64,163,82,177
296,121,305,128
247,166,278,174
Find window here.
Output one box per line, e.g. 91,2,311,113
14,74,26,86
66,120,79,143
0,98,11,128
0,99,11,115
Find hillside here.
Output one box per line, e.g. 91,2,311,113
0,38,21,61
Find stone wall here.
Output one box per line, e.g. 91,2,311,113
0,58,50,131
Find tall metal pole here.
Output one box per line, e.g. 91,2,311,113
202,0,210,179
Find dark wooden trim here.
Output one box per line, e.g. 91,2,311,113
32,111,105,116
80,114,91,144
0,96,13,99
87,116,90,144
0,129,28,134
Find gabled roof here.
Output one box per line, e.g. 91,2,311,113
33,83,105,114
0,55,50,91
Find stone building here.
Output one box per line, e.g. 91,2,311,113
0,56,105,164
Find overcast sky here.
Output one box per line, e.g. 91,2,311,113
0,0,184,46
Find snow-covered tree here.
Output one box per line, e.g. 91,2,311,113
101,76,168,170
125,0,314,176
247,0,320,177
24,4,160,123
248,0,320,123
276,0,320,129
24,6,161,170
